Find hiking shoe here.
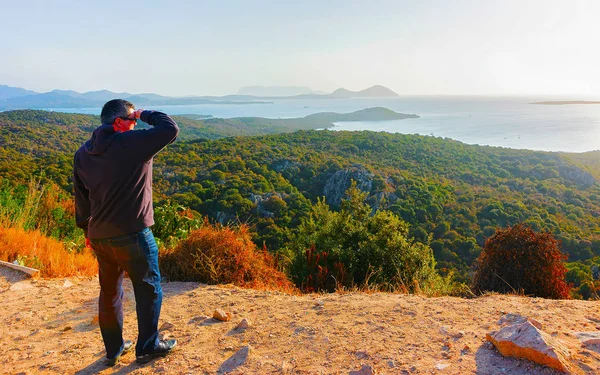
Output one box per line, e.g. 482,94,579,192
136,339,177,364
105,340,134,366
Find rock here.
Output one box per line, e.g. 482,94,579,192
236,318,251,330
213,309,231,322
62,280,73,288
574,332,600,346
349,365,374,375
435,363,449,370
160,321,175,331
323,164,373,208
218,345,252,373
498,313,542,330
62,326,72,332
9,282,34,291
487,320,571,372
90,315,99,326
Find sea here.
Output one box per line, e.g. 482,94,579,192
46,96,600,153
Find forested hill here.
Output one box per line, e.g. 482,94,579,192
2,109,600,281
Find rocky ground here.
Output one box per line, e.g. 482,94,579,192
2,266,600,375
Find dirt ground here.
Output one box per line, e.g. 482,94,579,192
2,266,600,375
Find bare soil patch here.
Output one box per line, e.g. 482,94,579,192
2,266,600,374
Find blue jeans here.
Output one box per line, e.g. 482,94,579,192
90,228,163,357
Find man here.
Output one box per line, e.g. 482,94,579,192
73,99,179,366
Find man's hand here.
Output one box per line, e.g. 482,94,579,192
133,109,144,119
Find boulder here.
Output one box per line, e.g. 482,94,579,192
487,320,571,373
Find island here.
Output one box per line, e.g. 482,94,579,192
172,107,419,140
530,101,600,105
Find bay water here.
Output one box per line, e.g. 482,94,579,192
48,96,600,153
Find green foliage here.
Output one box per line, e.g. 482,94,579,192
152,201,202,248
290,182,439,292
5,109,600,290
0,178,83,248
472,224,570,299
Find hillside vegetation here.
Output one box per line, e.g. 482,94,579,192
2,109,600,294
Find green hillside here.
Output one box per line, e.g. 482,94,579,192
2,109,600,283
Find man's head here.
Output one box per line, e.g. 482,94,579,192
101,99,137,132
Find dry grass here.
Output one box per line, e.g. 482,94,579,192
0,226,97,277
160,223,297,294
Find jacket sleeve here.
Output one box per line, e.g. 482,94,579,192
73,157,91,237
124,110,180,162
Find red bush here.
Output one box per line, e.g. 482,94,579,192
472,224,570,299
298,244,350,293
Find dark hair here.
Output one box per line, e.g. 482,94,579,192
100,99,135,125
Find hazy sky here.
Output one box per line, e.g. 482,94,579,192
2,0,600,96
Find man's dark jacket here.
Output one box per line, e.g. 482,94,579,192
73,111,179,239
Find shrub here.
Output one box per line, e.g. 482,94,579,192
290,182,439,292
0,226,97,277
152,201,202,248
472,223,570,299
160,223,296,293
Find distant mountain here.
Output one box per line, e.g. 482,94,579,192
238,86,318,97
0,84,398,110
0,85,39,100
0,87,271,110
330,85,399,98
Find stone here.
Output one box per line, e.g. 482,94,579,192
487,320,571,372
236,318,251,330
62,280,73,288
574,332,600,346
435,363,449,370
218,345,252,373
497,313,542,330
62,326,72,332
9,282,34,291
213,309,231,322
160,321,175,331
349,365,374,375
90,315,99,326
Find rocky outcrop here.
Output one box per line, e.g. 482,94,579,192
323,164,373,207
558,162,596,188
271,159,301,173
249,192,288,218
487,314,571,373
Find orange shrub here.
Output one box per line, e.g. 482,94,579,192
472,224,570,299
160,223,296,293
0,226,97,277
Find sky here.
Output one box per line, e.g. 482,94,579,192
2,0,600,97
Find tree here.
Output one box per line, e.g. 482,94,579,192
290,181,438,292
472,224,569,299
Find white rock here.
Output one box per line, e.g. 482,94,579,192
236,318,251,330
497,313,542,330
574,331,600,346
435,363,449,370
218,345,252,373
62,280,73,288
9,282,34,291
